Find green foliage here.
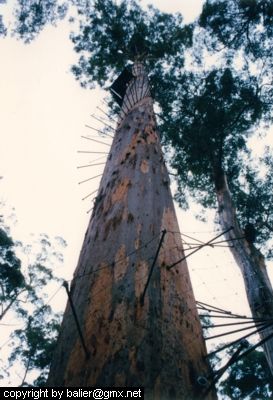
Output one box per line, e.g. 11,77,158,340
0,206,65,386
200,313,273,399
0,16,6,36
156,64,273,257
219,344,273,399
199,313,273,398
9,306,61,387
0,227,25,318
227,148,273,258
0,0,7,36
0,228,13,247
0,0,93,43
157,67,267,208
12,0,68,43
199,0,273,60
70,0,192,88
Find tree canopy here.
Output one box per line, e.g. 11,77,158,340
159,67,264,198
70,0,193,88
157,64,273,256
0,206,65,386
199,0,273,62
0,0,68,41
219,344,273,399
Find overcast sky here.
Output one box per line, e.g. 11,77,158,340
1,0,267,328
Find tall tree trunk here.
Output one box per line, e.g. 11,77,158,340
47,63,216,399
214,167,273,375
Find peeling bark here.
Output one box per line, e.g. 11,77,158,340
47,63,216,399
215,167,273,375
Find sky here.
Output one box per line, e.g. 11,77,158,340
1,1,272,381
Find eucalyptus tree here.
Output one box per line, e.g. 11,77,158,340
0,207,65,386
157,65,273,374
8,305,62,387
193,0,273,374
34,0,273,376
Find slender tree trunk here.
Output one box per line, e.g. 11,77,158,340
20,355,31,387
214,167,273,375
48,63,216,399
0,290,25,320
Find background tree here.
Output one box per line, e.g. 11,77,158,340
157,65,273,373
0,226,25,320
8,306,61,387
0,204,65,386
233,148,273,258
218,343,273,399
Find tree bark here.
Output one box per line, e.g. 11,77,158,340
47,63,216,399
214,167,273,375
